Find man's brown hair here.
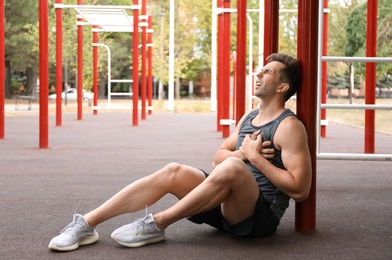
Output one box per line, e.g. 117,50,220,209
267,53,301,101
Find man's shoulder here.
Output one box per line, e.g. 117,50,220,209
280,114,304,128
278,115,308,139
274,115,308,150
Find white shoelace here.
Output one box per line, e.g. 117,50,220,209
60,210,85,235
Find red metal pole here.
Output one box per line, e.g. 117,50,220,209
93,25,98,115
263,0,279,63
364,0,377,153
235,0,247,124
39,0,49,148
141,0,147,120
77,0,83,120
321,0,328,138
217,0,223,132
55,0,62,126
147,15,153,115
132,0,139,126
0,0,4,139
222,0,231,138
295,0,318,232
232,51,236,121
251,61,255,109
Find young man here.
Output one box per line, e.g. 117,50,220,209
48,52,312,251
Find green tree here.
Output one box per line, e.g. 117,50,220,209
344,3,367,57
4,1,38,98
50,0,98,93
149,0,213,98
344,0,392,88
278,0,298,58
327,0,364,87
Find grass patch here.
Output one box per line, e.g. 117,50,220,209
5,97,391,134
324,98,392,135
153,97,392,135
153,99,212,113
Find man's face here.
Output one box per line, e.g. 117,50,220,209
254,61,286,98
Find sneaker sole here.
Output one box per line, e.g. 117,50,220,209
48,231,99,251
112,234,165,248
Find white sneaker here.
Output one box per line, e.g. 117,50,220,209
48,213,99,251
111,213,165,248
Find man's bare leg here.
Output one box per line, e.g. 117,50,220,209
48,163,205,251
84,163,206,227
154,157,260,230
108,157,259,248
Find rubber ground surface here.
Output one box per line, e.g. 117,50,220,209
1,107,391,259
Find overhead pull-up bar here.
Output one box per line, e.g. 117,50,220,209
54,2,145,126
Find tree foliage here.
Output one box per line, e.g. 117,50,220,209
344,0,392,87
4,1,38,97
149,0,212,85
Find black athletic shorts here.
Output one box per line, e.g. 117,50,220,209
187,170,280,238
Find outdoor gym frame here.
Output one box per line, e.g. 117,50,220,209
54,1,154,126
0,1,154,144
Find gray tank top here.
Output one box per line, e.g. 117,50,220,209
236,109,296,220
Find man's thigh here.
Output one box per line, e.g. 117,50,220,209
208,158,260,226
165,164,207,199
220,174,259,225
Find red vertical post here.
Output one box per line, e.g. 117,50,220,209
141,0,147,120
251,61,255,109
93,25,98,115
39,0,49,148
364,0,377,153
232,51,236,121
0,0,4,139
77,0,83,120
217,0,223,132
147,15,153,115
263,0,279,63
132,0,139,126
321,0,328,138
55,0,62,126
222,0,231,138
295,0,318,232
235,0,247,124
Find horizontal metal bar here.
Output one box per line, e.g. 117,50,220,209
93,106,134,110
317,153,392,161
321,104,392,110
220,119,236,126
215,8,328,14
322,56,392,63
109,93,133,96
92,105,153,110
111,79,133,83
58,4,140,10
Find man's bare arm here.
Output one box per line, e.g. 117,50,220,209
212,114,247,168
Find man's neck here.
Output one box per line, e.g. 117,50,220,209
253,100,286,126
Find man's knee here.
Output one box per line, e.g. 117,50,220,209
162,162,186,175
211,157,249,182
159,162,188,184
217,157,247,173
157,163,204,197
